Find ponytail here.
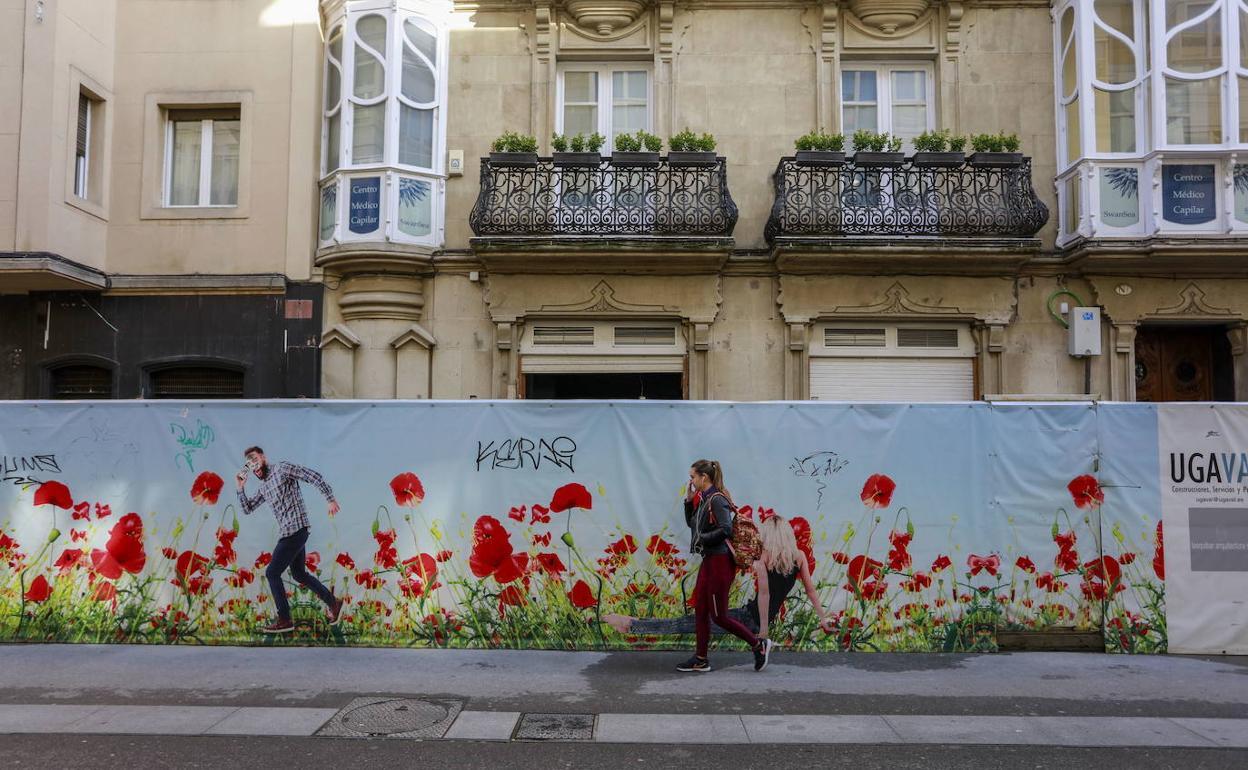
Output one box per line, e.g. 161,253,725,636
692,458,732,504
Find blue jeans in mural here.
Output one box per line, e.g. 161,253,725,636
267,527,337,621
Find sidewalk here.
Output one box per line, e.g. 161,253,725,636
1,645,1246,749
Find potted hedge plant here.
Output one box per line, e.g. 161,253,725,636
852,130,904,166
912,129,966,167
794,131,846,165
969,132,1023,167
611,130,662,166
489,131,539,166
552,132,605,166
668,128,718,166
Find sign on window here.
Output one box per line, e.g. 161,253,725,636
349,176,381,234
1162,164,1216,225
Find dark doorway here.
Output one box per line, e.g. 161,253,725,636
524,372,684,400
1135,326,1234,402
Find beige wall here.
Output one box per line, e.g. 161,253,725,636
0,0,26,252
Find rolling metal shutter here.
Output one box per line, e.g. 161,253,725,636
810,357,973,401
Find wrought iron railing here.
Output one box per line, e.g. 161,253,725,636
764,157,1049,242
469,157,738,237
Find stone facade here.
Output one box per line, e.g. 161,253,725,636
2,0,1246,402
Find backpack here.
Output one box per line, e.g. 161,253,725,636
707,492,763,570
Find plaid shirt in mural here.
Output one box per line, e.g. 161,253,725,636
237,461,336,538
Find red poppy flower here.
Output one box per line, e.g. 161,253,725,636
507,505,527,522
607,535,637,557
435,550,453,562
887,530,912,572
90,513,147,579
567,579,596,609
899,572,932,592
1067,475,1104,509
1153,521,1165,580
860,474,897,509
226,569,255,588
390,472,426,508
70,529,87,542
34,480,73,509
304,551,321,573
530,505,551,525
190,472,225,506
468,515,527,583
254,552,272,569
549,483,593,513
645,535,676,555
845,555,884,595
1016,556,1037,573
498,584,528,614
335,552,356,571
757,507,777,523
1083,555,1123,591
24,575,52,602
534,552,567,574
92,581,117,602
1119,552,1136,565
533,532,552,547
213,527,238,567
399,576,439,599
174,550,211,585
373,529,398,568
789,517,817,570
72,502,91,521
967,553,1001,577
55,548,84,573
931,554,952,572
94,504,111,519
1036,572,1061,592
354,570,384,589
860,581,888,601
402,553,438,581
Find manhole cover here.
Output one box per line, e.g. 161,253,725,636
514,713,595,741
317,697,462,739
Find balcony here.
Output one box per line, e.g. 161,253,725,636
468,155,737,274
764,156,1050,275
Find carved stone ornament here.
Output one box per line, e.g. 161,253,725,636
849,0,930,34
564,0,647,35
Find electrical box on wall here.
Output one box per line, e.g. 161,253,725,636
1068,306,1102,356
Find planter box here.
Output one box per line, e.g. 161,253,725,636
795,150,846,167
913,151,966,168
853,151,905,166
970,152,1024,168
667,151,718,166
611,151,661,167
489,151,539,167
552,152,602,167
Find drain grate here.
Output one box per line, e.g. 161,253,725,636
316,697,462,739
514,713,595,741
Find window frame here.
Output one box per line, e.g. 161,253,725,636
64,67,111,219
555,63,654,152
162,111,242,209
838,62,936,149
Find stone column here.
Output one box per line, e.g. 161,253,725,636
785,321,810,400
690,321,711,400
1110,322,1138,401
973,322,1006,397
1228,323,1248,402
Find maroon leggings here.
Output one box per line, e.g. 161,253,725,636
694,552,760,657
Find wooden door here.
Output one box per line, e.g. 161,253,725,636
1135,328,1215,402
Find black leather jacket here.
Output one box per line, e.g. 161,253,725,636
684,487,734,556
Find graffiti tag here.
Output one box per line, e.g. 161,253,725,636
789,450,849,509
2,454,62,487
476,436,577,472
170,419,215,472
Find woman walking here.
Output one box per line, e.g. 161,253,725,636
676,459,771,672
606,514,834,659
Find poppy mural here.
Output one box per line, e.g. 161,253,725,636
0,401,1209,653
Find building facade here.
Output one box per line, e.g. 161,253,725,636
2,0,1246,402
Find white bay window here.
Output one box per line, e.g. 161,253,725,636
319,0,448,249
1055,0,1248,243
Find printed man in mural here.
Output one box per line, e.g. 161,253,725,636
236,446,344,633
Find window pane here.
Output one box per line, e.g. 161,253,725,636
844,105,877,137
891,105,927,141
1166,9,1221,73
398,105,433,167
1095,87,1136,152
1095,26,1136,83
1165,76,1221,143
326,113,340,173
1161,163,1217,224
841,70,876,102
1234,164,1248,224
1064,98,1082,163
612,103,647,136
404,18,437,63
398,176,432,237
1094,0,1134,37
326,62,341,107
402,47,436,103
1240,76,1248,142
320,184,337,242
354,44,385,99
563,104,597,137
614,70,647,100
210,120,240,206
564,71,598,103
329,29,342,63
169,121,202,205
353,103,385,164
1242,8,1248,68
1061,8,1076,97
1100,167,1140,227
891,70,925,101
1166,0,1209,28
357,14,387,52
1062,176,1080,236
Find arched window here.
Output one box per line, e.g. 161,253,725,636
149,366,244,399
48,364,113,399
319,1,449,249
1054,0,1248,243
